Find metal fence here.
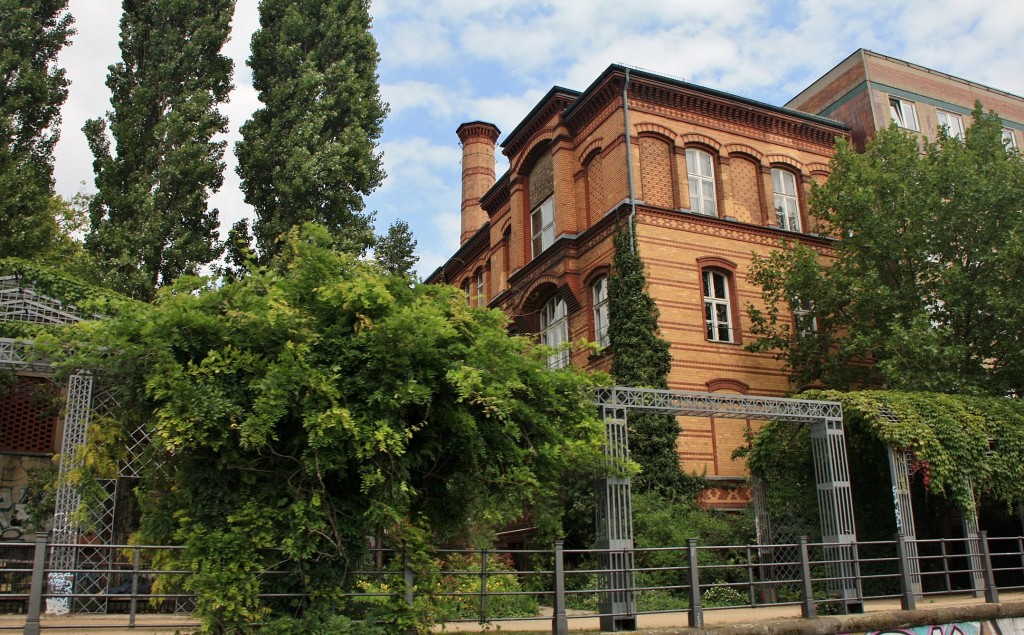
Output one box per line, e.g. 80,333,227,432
1,531,1020,634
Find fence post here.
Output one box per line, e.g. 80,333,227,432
895,533,916,611
552,540,568,635
798,536,816,619
479,549,488,624
403,549,414,607
24,531,48,635
979,531,999,604
128,546,141,628
687,538,703,628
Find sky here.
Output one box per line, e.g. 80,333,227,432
53,0,1024,278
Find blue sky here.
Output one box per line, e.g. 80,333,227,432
54,0,1024,277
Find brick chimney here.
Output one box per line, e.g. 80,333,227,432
457,121,500,244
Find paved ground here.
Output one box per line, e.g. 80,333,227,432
0,592,1021,634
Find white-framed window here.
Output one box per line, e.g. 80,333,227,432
531,196,555,258
889,97,919,131
475,269,485,306
772,168,801,232
591,276,609,347
1003,128,1018,150
792,297,817,338
684,148,717,215
462,280,471,306
540,295,569,368
702,270,732,342
937,110,965,140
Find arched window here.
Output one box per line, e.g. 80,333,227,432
703,270,732,342
591,276,609,347
462,280,471,306
685,148,717,216
771,168,800,232
540,295,569,368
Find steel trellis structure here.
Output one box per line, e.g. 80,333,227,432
590,386,859,631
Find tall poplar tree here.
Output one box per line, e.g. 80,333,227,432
235,0,387,262
0,0,73,259
84,0,233,300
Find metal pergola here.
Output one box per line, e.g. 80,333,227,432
591,386,858,630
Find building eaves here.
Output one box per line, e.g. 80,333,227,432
424,221,491,285
564,63,850,132
500,86,581,156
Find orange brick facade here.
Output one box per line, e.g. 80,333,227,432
428,54,1024,509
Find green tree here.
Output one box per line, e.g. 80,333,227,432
748,106,1024,395
375,219,418,277
56,224,604,631
608,226,693,496
235,0,387,263
84,0,233,301
0,0,73,259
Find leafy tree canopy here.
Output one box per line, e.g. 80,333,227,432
748,106,1024,395
0,0,74,259
49,224,605,631
235,0,387,263
375,219,418,278
84,0,233,300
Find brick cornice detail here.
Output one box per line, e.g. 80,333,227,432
503,95,577,158
457,122,500,143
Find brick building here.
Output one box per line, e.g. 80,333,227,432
786,49,1024,151
429,51,1024,508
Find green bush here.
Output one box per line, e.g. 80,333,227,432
355,551,538,624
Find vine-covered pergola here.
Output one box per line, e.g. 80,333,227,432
591,386,858,631
0,275,149,614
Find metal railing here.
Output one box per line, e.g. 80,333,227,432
0,531,1019,634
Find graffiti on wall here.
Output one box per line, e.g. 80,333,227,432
0,485,28,540
843,617,1024,635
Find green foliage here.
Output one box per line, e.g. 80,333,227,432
84,0,233,300
748,107,1024,395
55,224,605,632
608,226,698,497
632,490,755,589
0,0,74,260
746,390,1024,520
375,220,419,278
355,551,538,624
236,0,387,263
21,461,59,533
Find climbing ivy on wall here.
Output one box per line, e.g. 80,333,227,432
607,225,699,497
745,390,1024,520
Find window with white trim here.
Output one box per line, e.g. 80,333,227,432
684,148,717,215
475,269,484,306
937,110,965,139
889,97,919,131
592,276,609,347
772,168,801,232
540,295,569,368
703,270,732,342
462,280,471,305
531,196,555,258
1003,128,1018,150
